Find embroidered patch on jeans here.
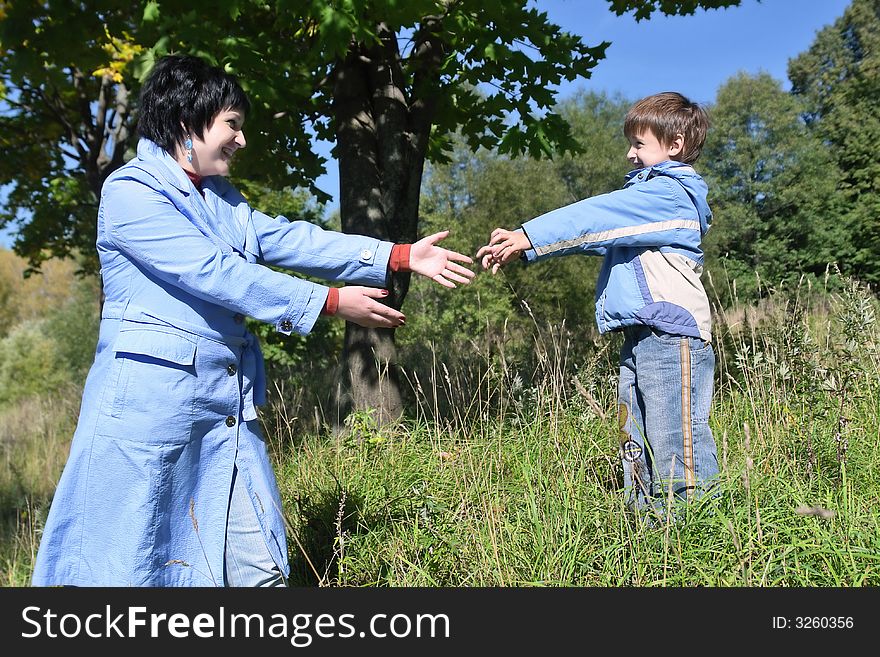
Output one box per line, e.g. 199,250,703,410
622,440,643,462
618,403,629,443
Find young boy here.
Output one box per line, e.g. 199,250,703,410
477,92,718,514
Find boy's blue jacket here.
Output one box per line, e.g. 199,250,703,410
521,160,713,342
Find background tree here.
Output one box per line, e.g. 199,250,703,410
0,0,742,425
214,0,615,424
788,0,880,285
163,0,738,423
403,90,631,412
0,2,143,273
701,72,848,303
427,90,631,333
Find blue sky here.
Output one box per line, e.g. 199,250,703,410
537,0,851,104
0,0,854,248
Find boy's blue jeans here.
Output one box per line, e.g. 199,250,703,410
617,325,719,513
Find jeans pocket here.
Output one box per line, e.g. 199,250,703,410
690,336,712,353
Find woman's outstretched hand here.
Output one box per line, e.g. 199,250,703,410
335,286,406,328
409,231,476,288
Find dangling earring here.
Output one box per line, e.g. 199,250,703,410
184,136,193,163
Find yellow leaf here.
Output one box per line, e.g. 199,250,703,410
92,24,144,82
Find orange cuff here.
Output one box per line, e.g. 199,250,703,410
321,287,339,316
389,244,411,273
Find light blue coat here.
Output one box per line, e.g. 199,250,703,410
32,139,393,586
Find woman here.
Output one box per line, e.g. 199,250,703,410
31,54,474,586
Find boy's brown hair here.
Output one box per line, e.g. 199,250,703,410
623,92,709,165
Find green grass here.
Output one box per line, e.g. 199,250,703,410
2,281,879,587
265,395,879,587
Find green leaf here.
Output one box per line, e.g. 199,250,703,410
142,1,160,23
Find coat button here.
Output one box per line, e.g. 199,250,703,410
360,249,373,260
227,364,237,375
233,313,244,324
225,416,236,427
280,319,293,332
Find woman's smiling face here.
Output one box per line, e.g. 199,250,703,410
185,108,247,176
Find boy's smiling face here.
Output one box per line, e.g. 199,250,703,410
626,128,683,169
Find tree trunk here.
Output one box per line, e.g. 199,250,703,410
331,23,442,426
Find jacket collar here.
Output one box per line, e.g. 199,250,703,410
135,139,197,195
624,160,711,234
625,159,696,183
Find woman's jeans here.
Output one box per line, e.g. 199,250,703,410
224,464,287,587
617,326,719,514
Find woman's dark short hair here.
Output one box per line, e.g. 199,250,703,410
137,54,251,155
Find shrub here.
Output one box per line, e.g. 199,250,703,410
0,320,71,406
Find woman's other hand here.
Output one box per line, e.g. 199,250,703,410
335,286,406,328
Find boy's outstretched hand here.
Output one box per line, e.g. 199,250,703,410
410,230,476,288
476,228,532,274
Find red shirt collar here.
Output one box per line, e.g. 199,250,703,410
184,169,203,190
